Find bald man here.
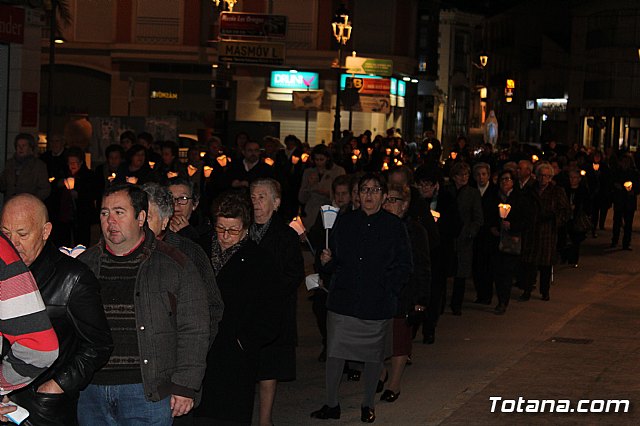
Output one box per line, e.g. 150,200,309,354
1,194,113,426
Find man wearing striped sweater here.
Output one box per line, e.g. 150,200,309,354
0,232,59,419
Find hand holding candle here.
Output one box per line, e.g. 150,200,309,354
624,181,633,192
498,203,512,219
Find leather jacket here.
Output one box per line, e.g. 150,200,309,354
10,241,113,426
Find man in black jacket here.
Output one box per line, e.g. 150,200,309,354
0,194,113,426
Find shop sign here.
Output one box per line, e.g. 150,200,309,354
218,40,285,65
150,91,178,100
0,5,24,44
346,77,390,95
340,73,381,90
292,90,323,110
391,78,407,97
345,56,393,77
220,12,287,38
271,71,319,90
356,95,391,114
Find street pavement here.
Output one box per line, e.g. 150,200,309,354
260,216,640,425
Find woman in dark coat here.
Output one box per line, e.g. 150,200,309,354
380,184,430,402
50,147,98,247
489,169,535,314
519,163,570,301
562,168,591,266
249,178,305,426
114,144,156,185
311,173,412,423
193,191,280,425
610,154,640,250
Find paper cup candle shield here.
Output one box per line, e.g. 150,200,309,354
320,205,340,249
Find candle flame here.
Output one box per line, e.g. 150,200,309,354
203,166,213,178
148,161,155,169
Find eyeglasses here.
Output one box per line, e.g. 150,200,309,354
215,225,243,236
385,197,404,204
360,186,383,195
500,177,513,182
174,196,193,205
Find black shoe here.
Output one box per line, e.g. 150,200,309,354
518,292,531,302
423,334,435,344
494,304,506,315
318,347,326,363
376,372,388,393
380,389,401,402
541,294,550,301
311,405,340,420
360,406,375,423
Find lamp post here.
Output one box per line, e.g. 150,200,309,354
46,0,58,143
331,6,352,143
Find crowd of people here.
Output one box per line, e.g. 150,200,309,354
0,127,638,424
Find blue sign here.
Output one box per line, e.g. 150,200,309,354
398,80,406,97
340,73,382,90
271,71,319,89
390,78,398,95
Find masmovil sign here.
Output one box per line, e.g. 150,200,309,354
270,71,319,90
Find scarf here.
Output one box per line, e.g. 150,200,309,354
210,234,246,276
249,216,273,245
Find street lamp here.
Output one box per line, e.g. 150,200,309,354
331,5,352,143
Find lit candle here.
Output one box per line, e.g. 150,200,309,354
126,176,138,184
48,177,55,183
381,162,389,171
393,158,399,164
108,173,116,182
427,142,433,151
450,151,457,160
64,177,75,190
203,166,213,178
367,147,374,156
291,155,300,165
624,181,633,191
351,154,358,164
353,148,361,157
187,165,198,177
264,157,275,166
394,148,400,156
385,148,392,156
301,153,310,163
532,155,539,163
167,171,178,179
217,155,228,167
430,210,440,222
580,170,586,176
200,151,206,158
498,203,512,219
397,160,403,166
148,161,156,169
593,163,600,171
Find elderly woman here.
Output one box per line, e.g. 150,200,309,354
311,173,412,423
298,144,346,229
141,183,224,346
379,184,430,402
561,168,591,267
489,170,535,314
249,178,304,426
193,190,280,425
168,177,211,245
519,163,570,301
449,162,483,316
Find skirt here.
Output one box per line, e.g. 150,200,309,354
326,311,392,363
392,317,412,357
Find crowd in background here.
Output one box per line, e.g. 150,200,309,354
0,127,638,424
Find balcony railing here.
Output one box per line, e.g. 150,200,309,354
136,16,180,44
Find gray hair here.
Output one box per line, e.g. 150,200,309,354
250,178,281,201
473,162,490,176
535,162,554,178
141,182,174,220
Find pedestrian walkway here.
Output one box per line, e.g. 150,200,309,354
267,219,640,425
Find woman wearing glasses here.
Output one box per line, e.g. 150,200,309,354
249,178,305,426
194,190,280,425
168,177,211,246
311,173,412,423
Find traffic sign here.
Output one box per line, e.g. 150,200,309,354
218,40,285,65
345,56,393,77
